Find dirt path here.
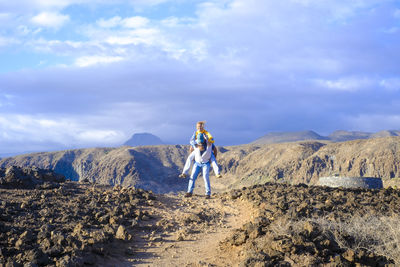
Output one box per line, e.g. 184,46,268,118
101,191,256,266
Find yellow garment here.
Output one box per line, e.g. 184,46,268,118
196,130,215,143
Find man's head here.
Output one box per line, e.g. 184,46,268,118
196,121,206,131
196,133,205,145
196,133,207,151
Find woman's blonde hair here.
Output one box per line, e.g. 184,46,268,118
196,120,206,126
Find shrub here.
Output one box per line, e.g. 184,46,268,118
315,214,400,265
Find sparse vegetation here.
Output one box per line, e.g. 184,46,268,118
317,215,400,265
221,182,400,265
270,215,400,265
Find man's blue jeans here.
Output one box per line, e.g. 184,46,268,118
187,161,211,196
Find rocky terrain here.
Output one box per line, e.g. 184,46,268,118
2,137,400,192
0,166,156,266
220,183,400,266
1,167,400,266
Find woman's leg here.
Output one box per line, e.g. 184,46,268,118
210,154,220,176
182,152,195,175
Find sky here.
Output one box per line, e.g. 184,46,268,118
0,0,400,154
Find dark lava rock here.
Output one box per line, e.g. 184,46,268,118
0,180,156,266
0,166,65,189
221,182,399,266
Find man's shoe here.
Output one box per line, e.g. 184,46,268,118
216,174,222,178
185,192,192,197
205,195,211,199
179,173,187,178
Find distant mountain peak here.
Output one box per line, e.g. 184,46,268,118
371,130,400,138
252,129,400,144
123,133,164,147
328,130,372,142
251,130,326,145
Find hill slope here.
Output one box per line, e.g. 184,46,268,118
218,137,400,187
1,137,400,191
0,146,188,193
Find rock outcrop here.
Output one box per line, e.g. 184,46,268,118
0,166,65,189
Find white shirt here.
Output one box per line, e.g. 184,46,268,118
194,145,212,164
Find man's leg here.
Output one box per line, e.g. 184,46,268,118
187,163,201,195
202,163,211,196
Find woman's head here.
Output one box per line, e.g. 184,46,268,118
196,121,206,131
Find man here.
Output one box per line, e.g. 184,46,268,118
179,121,221,178
185,133,213,199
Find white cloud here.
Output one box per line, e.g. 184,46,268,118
0,12,12,21
314,77,375,91
77,130,121,142
97,16,149,29
1,0,400,152
161,17,181,27
383,27,398,34
97,16,122,28
75,55,124,67
0,36,18,46
0,94,15,107
31,12,70,29
380,78,400,91
122,16,149,28
0,114,125,148
32,0,82,10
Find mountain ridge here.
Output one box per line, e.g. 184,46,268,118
1,137,400,192
251,129,400,144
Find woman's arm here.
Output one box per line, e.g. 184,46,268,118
189,131,197,148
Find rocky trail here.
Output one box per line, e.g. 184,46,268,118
2,166,400,266
111,192,256,267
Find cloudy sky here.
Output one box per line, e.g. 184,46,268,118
0,0,400,154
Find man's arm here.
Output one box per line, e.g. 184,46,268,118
199,137,212,162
